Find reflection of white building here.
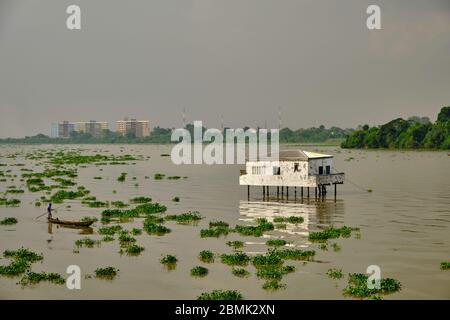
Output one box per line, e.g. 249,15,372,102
240,150,344,196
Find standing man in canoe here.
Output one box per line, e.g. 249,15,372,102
47,203,53,219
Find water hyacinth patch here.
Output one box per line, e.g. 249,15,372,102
197,290,243,300
131,228,142,235
117,172,127,182
130,196,152,204
226,241,244,250
3,248,44,263
111,201,128,208
441,262,450,270
273,216,304,224
118,232,136,246
172,197,180,202
165,211,202,224
19,272,65,286
95,267,119,279
266,239,287,247
81,216,98,223
102,235,115,242
200,226,230,238
75,237,101,248
343,273,401,298
154,173,165,180
308,226,356,242
160,254,178,270
231,268,250,278
326,268,343,279
0,217,18,225
252,252,283,269
126,244,145,256
143,220,171,236
209,221,229,228
198,250,214,263
0,198,21,206
220,252,251,266
98,225,122,235
275,248,315,261
262,280,286,291
190,266,209,277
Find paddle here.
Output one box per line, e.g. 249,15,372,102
34,207,59,220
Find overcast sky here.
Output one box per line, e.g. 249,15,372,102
0,0,449,137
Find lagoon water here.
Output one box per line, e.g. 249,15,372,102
0,144,449,299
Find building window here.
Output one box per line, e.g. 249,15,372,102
326,165,331,174
319,166,323,175
294,163,299,172
273,166,280,175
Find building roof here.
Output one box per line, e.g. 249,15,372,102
279,150,333,161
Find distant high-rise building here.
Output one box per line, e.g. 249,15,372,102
116,118,150,138
51,120,108,138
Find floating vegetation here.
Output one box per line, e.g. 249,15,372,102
273,216,304,224
117,172,127,182
160,154,170,157
198,250,215,263
83,200,109,208
275,223,287,230
0,217,18,225
95,267,119,280
134,202,167,214
131,228,142,235
440,262,450,270
6,189,24,194
19,272,65,286
220,252,251,266
102,235,115,242
262,280,286,291
160,255,178,269
209,220,229,228
50,188,89,204
102,202,167,219
200,226,230,238
191,266,208,277
0,198,21,206
308,226,356,242
319,243,328,251
93,176,102,180
126,244,145,256
98,225,122,235
252,252,283,269
326,268,343,279
118,232,136,246
276,248,315,261
343,273,401,299
111,201,128,208
234,218,274,237
75,237,100,248
81,216,98,223
226,241,244,250
154,173,165,180
197,290,243,300
232,268,250,278
143,217,171,235
167,176,181,180
0,248,43,276
165,211,202,224
266,239,287,247
172,197,180,202
331,243,341,252
130,196,152,204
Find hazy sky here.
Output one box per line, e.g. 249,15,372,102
0,0,449,137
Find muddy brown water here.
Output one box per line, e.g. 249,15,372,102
0,144,449,299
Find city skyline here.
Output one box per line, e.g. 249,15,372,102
1,0,449,138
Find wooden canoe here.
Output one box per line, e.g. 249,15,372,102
47,218,94,227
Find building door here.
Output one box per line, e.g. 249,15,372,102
319,166,323,175
326,165,330,174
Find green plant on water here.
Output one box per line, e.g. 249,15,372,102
102,235,115,242
198,250,214,263
118,232,136,246
134,183,139,187
82,200,109,208
319,243,328,251
343,273,401,299
154,173,165,180
276,248,315,261
35,201,41,207
75,237,100,248
256,267,284,281
0,248,44,276
167,176,181,180
200,226,230,238
95,267,119,279
231,268,250,278
0,198,21,206
131,228,142,235
191,266,208,277
112,190,117,194
101,216,111,224
440,262,450,270
6,189,24,194
197,290,243,300
130,196,152,204
50,189,89,204
160,255,178,269
165,211,202,224
93,176,102,180
332,243,341,252
111,201,128,208
0,259,30,276
262,280,286,291
275,223,287,230
172,197,180,202
19,272,65,286
235,219,274,237
252,252,283,269
266,239,287,247
144,215,164,224
226,240,244,250
81,216,98,223
209,220,229,228
134,202,167,214
143,220,171,235
308,226,356,242
220,252,250,266
98,225,122,235
117,172,127,182
126,244,145,256
273,216,304,224
160,154,170,157
0,217,18,225
326,268,343,279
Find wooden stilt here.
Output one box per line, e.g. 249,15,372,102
301,187,304,198
286,187,289,198
263,186,265,199
307,187,310,198
315,187,317,199
266,186,269,197
247,185,250,199
334,183,337,201
294,187,297,199
277,186,279,199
